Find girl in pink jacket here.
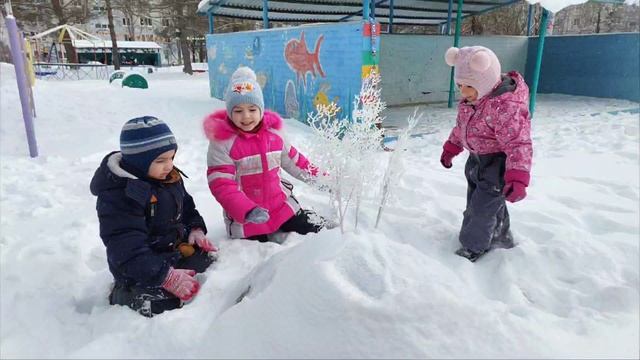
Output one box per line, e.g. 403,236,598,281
204,67,326,242
441,46,533,262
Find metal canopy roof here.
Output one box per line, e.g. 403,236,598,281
197,0,521,26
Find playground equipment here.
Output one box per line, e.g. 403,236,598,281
29,24,105,64
4,0,38,157
27,24,160,81
28,24,110,80
109,70,149,89
109,70,127,83
122,73,149,89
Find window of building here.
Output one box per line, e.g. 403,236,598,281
162,18,171,27
140,17,152,26
572,18,579,26
123,18,131,26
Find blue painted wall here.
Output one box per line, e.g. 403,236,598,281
526,33,640,102
206,22,364,122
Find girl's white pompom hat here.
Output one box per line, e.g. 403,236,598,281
230,66,257,82
224,66,264,117
445,46,502,100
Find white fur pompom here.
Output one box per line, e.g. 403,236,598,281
444,47,459,66
469,51,491,72
231,66,257,82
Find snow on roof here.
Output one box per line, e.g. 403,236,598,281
73,40,162,49
198,0,211,13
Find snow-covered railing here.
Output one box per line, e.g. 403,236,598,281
32,63,110,81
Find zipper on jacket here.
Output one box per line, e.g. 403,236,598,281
463,104,478,152
257,132,270,204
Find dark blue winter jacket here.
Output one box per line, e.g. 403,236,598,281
90,151,207,288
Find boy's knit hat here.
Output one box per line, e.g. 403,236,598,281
445,46,502,100
119,116,177,176
224,67,264,118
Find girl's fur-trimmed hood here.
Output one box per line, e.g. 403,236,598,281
203,109,283,141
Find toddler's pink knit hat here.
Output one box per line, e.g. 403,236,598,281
445,46,501,100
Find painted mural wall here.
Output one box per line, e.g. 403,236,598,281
378,35,529,106
525,33,640,102
206,21,372,122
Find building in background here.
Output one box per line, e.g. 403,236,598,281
81,0,181,65
6,0,202,66
459,0,638,36
553,0,639,35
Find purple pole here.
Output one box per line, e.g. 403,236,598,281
5,6,39,157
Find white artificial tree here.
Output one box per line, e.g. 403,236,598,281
306,72,386,233
375,110,422,228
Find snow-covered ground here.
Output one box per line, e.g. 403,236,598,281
1,64,638,358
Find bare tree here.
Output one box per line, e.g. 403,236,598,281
154,0,209,74
6,0,88,28
595,4,602,33
175,2,193,74
461,1,542,36
104,0,120,69
49,1,75,62
470,16,484,35
111,0,151,40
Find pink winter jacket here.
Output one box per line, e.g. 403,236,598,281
203,109,317,239
446,71,533,183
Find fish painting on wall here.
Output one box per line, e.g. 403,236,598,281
284,31,325,89
313,83,339,109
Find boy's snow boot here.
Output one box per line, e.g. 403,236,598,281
455,248,488,262
109,282,182,317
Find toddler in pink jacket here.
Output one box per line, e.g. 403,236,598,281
441,46,533,262
204,67,328,243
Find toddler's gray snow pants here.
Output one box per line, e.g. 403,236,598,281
459,152,512,253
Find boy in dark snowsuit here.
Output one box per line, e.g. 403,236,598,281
90,116,217,317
